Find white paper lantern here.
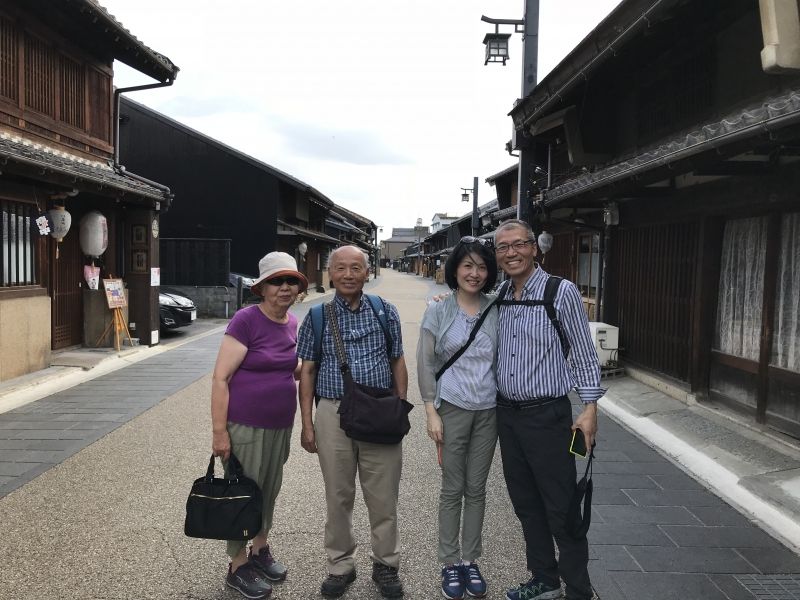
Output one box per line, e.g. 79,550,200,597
537,230,554,254
47,206,72,242
79,210,108,258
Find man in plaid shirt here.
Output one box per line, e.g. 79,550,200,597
298,245,408,599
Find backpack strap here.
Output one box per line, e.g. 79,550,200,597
363,293,393,356
310,303,326,362
497,275,571,360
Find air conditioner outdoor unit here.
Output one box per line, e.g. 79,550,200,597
588,322,619,367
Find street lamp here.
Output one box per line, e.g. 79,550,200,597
481,1,540,224
460,176,479,236
414,217,426,276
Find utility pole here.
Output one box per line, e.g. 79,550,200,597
517,0,539,224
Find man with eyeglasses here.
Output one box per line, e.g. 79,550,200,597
493,219,604,600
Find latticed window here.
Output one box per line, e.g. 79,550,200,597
24,34,56,117
0,16,18,101
87,67,111,142
60,55,85,129
1,200,38,287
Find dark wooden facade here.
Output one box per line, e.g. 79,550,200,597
0,1,177,379
119,98,365,292
507,0,800,437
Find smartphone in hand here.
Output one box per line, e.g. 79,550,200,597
570,428,588,458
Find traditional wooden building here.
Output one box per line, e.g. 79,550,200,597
509,0,800,436
118,98,345,293
0,0,177,380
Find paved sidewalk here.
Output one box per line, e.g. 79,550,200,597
0,269,799,600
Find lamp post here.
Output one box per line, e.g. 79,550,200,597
414,217,426,276
460,176,480,236
482,0,540,224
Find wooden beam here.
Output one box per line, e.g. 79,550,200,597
693,161,773,176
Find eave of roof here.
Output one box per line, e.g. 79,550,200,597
542,87,800,206
486,164,518,183
26,0,180,82
121,97,334,206
277,220,341,245
0,132,167,201
509,0,683,131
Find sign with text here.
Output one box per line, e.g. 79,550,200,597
102,278,127,309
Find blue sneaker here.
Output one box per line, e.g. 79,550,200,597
441,564,465,600
461,562,487,598
505,575,562,600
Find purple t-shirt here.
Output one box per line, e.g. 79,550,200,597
225,305,298,429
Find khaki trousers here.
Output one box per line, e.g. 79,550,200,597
224,422,292,558
314,398,402,574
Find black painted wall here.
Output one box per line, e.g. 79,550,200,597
118,98,281,276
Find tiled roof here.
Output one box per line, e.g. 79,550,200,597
543,87,800,205
81,0,179,81
277,220,341,245
0,132,167,201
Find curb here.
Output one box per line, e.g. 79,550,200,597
601,394,800,555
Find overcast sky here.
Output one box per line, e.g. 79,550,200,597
102,0,622,241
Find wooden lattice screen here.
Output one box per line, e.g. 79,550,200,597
24,33,56,117
60,55,85,129
0,16,18,101
614,221,699,381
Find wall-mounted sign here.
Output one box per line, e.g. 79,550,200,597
151,267,160,287
152,218,159,239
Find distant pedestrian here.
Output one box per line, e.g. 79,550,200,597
417,236,499,600
297,245,408,599
493,220,604,600
210,251,307,600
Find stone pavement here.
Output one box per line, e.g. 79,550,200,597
0,269,799,599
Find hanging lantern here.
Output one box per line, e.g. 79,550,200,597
537,230,553,254
79,210,108,258
47,205,72,242
47,205,72,259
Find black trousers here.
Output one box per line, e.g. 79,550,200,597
497,396,592,600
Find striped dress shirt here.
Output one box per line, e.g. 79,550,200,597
297,293,403,399
496,266,605,404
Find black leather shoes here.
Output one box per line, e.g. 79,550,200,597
372,562,403,598
320,570,357,597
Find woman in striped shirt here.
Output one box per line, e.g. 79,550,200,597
417,237,499,600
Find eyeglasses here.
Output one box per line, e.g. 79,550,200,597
459,236,492,247
265,276,301,287
494,239,535,254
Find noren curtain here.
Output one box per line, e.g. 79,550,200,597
772,213,800,373
714,216,768,361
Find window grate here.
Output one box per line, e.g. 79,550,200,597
0,16,18,102
1,200,38,287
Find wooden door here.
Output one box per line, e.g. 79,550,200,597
50,230,83,349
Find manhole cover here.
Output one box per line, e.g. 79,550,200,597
734,574,800,599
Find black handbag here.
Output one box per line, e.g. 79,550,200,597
184,453,263,541
567,445,595,539
325,302,413,445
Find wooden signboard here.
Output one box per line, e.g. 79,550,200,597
102,278,127,309
97,278,132,351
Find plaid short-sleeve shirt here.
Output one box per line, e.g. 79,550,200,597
297,293,403,399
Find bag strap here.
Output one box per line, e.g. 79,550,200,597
364,294,393,356
324,301,350,373
435,296,499,381
497,275,570,359
206,452,244,481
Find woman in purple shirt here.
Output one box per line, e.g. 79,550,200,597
211,252,307,600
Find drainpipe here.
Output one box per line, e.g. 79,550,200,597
112,81,176,208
